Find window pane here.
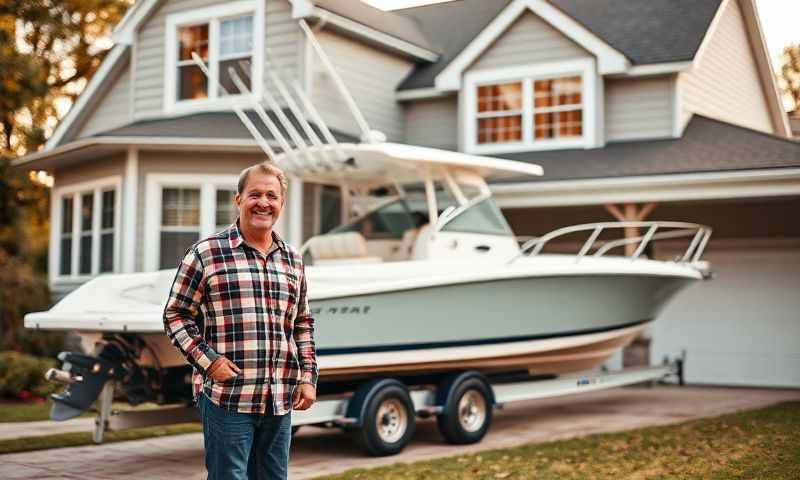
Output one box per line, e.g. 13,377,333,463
100,233,114,273
60,238,72,275
534,76,582,108
160,231,200,269
557,109,583,137
178,24,209,61
220,16,253,57
81,193,93,232
178,64,208,100
162,188,200,227
215,189,238,229
534,112,554,139
477,115,522,144
61,197,73,234
219,57,251,96
477,82,522,113
102,190,115,229
79,234,92,275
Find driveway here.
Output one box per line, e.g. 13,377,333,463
1,385,798,479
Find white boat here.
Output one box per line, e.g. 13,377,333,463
26,140,711,421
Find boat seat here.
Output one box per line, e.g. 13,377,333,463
306,232,383,265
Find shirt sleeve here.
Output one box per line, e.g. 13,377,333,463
294,262,318,386
163,247,219,375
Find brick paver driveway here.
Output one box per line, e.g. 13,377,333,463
1,386,798,479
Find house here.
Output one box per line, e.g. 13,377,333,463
13,0,800,388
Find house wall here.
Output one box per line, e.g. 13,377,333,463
605,76,675,142
311,29,414,141
134,0,299,119
468,10,590,72
76,67,132,138
53,156,126,189
679,0,772,133
402,96,459,150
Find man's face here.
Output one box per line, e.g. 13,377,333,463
235,170,284,233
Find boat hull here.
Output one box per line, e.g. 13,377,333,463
313,273,693,379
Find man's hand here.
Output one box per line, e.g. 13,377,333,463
292,383,316,411
206,357,241,382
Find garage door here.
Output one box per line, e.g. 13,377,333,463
651,246,800,388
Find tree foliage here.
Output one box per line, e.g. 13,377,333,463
0,0,129,355
0,0,130,156
778,43,800,113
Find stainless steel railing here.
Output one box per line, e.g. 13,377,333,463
509,221,712,264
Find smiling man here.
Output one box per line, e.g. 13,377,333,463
163,162,317,480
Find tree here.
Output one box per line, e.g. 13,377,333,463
778,43,800,113
0,0,130,157
0,0,130,355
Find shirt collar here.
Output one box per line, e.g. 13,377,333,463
228,220,286,253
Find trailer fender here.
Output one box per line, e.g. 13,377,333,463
435,371,495,411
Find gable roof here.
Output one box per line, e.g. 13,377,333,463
397,0,722,91
493,115,800,182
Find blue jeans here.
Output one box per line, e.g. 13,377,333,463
199,394,292,480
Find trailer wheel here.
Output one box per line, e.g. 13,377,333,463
352,381,415,456
436,372,493,444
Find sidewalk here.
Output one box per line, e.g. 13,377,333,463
0,386,798,479
0,417,96,441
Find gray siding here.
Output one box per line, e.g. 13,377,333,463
469,10,590,72
134,0,299,119
77,67,131,138
54,156,126,189
403,96,459,150
605,76,675,142
680,0,772,133
311,29,414,141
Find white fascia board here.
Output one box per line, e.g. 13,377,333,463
111,0,159,44
395,88,452,102
44,45,129,152
491,168,800,208
622,61,692,77
435,0,629,91
310,7,440,62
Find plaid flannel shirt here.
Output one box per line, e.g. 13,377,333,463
163,222,317,415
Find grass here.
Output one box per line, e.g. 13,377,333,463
0,423,202,455
315,401,800,480
0,399,162,423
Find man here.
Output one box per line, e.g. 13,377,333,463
163,162,317,480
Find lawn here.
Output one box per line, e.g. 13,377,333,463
315,401,800,480
0,400,66,423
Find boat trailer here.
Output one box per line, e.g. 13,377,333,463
80,357,684,455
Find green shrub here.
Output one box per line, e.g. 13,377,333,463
0,351,57,398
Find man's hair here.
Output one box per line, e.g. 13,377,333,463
237,162,288,197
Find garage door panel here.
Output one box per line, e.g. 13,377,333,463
652,247,800,388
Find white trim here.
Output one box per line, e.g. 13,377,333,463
45,45,129,151
311,7,439,62
491,168,800,208
143,173,238,272
435,0,628,91
288,176,303,247
112,0,158,44
672,74,686,138
122,147,138,273
51,176,123,285
463,59,597,155
163,1,264,115
396,88,452,102
623,61,693,77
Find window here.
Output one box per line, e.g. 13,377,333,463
215,188,238,230
159,188,201,269
464,60,596,153
53,178,120,279
165,1,263,112
440,198,513,236
145,174,239,271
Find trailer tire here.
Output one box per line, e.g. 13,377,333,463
352,381,415,456
436,373,493,444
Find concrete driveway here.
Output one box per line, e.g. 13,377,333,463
1,385,798,479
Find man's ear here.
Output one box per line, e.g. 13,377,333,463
234,193,242,207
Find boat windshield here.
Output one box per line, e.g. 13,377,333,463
440,197,513,236
330,199,421,240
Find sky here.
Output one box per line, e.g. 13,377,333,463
364,0,800,70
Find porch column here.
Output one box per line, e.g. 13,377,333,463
603,202,657,256
122,146,138,273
